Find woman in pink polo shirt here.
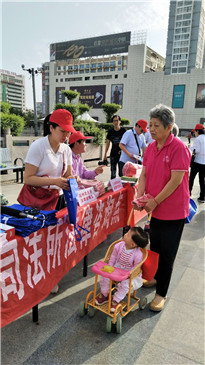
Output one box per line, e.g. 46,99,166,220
133,104,191,312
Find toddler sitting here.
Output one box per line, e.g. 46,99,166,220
95,226,148,312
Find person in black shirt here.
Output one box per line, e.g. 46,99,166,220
103,115,126,179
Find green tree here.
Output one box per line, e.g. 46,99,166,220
1,112,25,136
78,103,91,115
54,103,79,122
62,90,79,103
0,101,11,114
102,103,121,123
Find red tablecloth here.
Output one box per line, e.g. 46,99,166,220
0,184,146,327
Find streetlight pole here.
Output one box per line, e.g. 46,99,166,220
21,65,43,136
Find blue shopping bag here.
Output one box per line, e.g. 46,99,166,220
185,198,197,224
63,178,89,241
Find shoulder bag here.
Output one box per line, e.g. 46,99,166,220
132,130,142,165
17,152,66,211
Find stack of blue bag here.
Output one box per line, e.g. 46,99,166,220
1,204,58,237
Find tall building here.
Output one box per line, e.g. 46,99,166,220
165,0,205,75
42,32,165,116
42,30,204,130
0,69,25,111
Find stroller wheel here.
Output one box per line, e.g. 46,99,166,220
79,301,87,317
106,316,112,333
116,315,122,334
139,296,147,310
88,305,95,318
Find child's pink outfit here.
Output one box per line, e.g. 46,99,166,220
100,240,143,303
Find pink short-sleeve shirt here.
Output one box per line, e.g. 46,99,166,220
143,134,191,220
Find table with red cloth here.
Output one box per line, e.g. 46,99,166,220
0,183,146,328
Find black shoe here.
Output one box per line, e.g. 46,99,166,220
197,198,205,203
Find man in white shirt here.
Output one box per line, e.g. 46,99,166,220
119,119,147,176
189,123,205,203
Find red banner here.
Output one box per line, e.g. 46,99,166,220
1,186,136,327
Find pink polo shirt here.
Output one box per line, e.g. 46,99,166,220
143,134,191,220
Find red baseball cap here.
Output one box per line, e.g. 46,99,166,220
191,123,204,132
136,119,148,133
49,109,76,133
69,131,92,144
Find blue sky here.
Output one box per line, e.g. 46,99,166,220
2,0,170,109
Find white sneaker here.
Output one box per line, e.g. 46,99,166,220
51,284,59,294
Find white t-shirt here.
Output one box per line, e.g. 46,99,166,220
119,128,146,164
190,134,205,165
25,136,72,189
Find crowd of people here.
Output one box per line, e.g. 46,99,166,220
22,105,204,308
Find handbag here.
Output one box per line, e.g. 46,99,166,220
132,130,142,165
185,198,197,224
142,249,159,281
17,184,59,211
17,152,66,211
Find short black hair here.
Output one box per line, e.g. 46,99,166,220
111,115,121,123
130,226,148,248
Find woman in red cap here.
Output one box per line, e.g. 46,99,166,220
23,109,76,211
189,123,205,203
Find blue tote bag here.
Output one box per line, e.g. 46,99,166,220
185,198,197,224
63,178,89,241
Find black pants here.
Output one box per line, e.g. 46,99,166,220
189,161,205,200
150,217,185,297
118,161,125,177
110,156,120,179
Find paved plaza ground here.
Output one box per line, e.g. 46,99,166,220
0,140,204,365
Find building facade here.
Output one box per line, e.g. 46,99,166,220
165,0,205,75
0,69,25,112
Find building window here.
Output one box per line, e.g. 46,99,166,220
74,65,78,70
80,64,84,69
104,68,109,72
178,67,186,73
171,68,178,73
68,66,73,70
86,64,89,69
104,61,109,67
85,76,90,80
115,74,118,79
56,79,58,82
124,74,127,78
60,79,63,82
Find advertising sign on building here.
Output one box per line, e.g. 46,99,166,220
172,85,185,108
195,84,205,108
111,84,123,106
70,85,106,108
50,32,131,61
56,87,65,104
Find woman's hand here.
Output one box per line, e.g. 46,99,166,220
95,166,104,175
144,198,158,213
55,177,70,190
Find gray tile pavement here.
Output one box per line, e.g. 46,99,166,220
1,148,205,365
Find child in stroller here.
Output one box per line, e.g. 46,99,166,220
95,226,148,312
